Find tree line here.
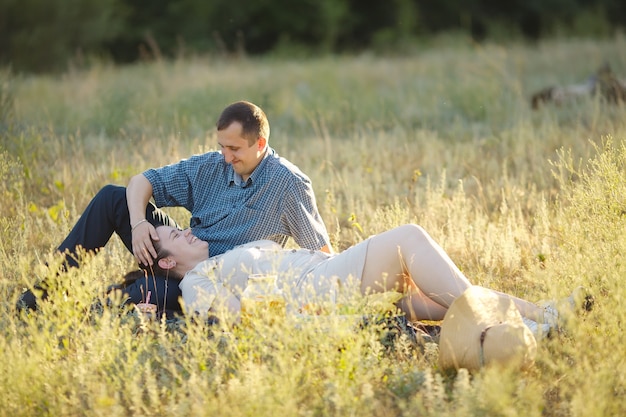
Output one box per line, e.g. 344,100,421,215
1,0,624,73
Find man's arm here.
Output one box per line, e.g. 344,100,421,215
127,174,159,265
283,179,334,253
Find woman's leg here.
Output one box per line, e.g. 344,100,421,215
360,224,546,321
492,289,546,322
360,224,472,320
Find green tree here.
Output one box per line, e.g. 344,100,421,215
0,0,127,72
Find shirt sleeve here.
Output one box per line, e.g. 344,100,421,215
178,260,219,318
143,156,200,210
282,179,331,251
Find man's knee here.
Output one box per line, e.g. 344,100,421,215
96,184,127,202
91,185,129,219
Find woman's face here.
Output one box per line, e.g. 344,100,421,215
156,226,209,268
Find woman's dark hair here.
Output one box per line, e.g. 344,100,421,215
118,233,183,288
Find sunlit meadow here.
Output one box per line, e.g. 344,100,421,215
1,34,625,416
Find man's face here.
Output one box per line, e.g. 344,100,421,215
217,121,265,181
156,226,208,266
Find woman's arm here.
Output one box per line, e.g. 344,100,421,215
179,266,241,325
209,286,241,325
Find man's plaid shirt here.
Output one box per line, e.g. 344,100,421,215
143,147,331,257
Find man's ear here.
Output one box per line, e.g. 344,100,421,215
257,136,267,150
158,257,177,270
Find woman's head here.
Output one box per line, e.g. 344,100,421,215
151,226,210,278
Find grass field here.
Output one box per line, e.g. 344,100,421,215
1,34,626,416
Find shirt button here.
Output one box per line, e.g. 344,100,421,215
291,249,297,253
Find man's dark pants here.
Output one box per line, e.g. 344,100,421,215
18,184,184,316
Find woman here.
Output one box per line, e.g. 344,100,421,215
122,224,586,336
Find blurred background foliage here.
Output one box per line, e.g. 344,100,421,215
1,0,625,73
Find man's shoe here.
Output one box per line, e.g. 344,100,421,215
16,284,49,312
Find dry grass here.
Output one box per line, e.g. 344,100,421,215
1,35,625,416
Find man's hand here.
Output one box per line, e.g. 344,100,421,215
127,173,157,265
131,221,160,265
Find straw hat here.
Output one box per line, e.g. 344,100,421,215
439,286,537,371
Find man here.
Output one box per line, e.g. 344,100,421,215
18,101,332,314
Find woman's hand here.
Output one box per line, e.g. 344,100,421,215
131,221,159,265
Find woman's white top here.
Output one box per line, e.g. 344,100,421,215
178,238,370,317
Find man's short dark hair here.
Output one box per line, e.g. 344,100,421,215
217,101,270,145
